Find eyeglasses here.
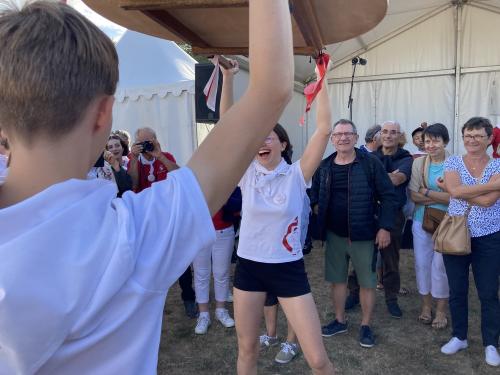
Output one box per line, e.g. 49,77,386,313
463,134,488,141
381,129,400,136
264,136,279,145
331,132,356,139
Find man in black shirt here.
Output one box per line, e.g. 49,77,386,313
310,119,396,348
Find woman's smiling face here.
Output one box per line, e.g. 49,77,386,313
256,130,286,170
106,138,123,159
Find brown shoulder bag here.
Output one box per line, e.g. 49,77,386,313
421,156,446,234
432,205,472,256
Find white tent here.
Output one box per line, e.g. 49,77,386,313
233,0,500,157
112,30,197,165
315,0,500,155
96,0,500,160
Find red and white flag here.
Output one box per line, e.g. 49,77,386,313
203,56,220,112
300,53,330,125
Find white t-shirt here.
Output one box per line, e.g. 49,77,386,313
0,167,215,374
237,159,311,263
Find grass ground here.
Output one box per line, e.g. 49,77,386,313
158,242,497,374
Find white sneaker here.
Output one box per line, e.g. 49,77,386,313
195,316,211,334
485,345,500,367
441,337,468,355
215,309,235,328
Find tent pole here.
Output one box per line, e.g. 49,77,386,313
453,2,464,155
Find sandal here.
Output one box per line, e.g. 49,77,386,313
432,313,448,330
418,313,432,325
418,306,432,325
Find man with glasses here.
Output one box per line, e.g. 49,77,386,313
374,121,413,317
311,119,396,348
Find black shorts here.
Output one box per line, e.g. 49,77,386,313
234,257,311,301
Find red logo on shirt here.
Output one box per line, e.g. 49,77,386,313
282,216,299,252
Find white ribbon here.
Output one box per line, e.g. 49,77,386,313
203,55,220,112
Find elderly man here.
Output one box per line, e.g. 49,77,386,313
127,127,198,318
310,119,396,348
127,127,179,192
346,121,413,318
375,121,413,317
360,124,381,153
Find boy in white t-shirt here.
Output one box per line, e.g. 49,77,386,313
0,1,293,373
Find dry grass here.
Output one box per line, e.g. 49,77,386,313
158,243,497,375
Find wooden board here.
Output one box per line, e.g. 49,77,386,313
83,0,387,56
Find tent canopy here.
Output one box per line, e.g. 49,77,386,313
285,0,500,156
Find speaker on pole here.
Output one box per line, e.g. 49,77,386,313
195,63,222,123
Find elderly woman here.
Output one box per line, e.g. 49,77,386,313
438,117,500,367
409,124,450,329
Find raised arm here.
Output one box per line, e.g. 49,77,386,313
300,67,332,182
188,0,294,215
219,60,238,116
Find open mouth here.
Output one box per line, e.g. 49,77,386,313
258,149,271,159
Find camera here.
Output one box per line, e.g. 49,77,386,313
140,141,155,153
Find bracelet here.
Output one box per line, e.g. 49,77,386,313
424,189,430,197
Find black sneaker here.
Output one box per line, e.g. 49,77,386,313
345,294,360,310
321,319,348,337
183,300,199,319
359,325,375,348
387,301,403,319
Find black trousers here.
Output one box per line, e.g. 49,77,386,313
178,266,195,302
443,230,500,347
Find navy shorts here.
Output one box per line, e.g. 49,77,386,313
234,257,311,300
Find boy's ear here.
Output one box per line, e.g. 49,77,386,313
94,95,115,132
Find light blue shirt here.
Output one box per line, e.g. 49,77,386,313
414,161,448,222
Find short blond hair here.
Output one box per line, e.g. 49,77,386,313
0,1,118,144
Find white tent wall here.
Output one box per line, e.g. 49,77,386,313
112,31,197,166
327,3,500,155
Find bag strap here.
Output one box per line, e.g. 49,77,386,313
421,155,430,190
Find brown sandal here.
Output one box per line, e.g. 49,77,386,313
432,313,448,329
418,313,432,325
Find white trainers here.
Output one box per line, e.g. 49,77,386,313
259,334,279,350
441,337,468,355
485,345,500,367
194,315,211,335
275,342,300,364
215,308,235,328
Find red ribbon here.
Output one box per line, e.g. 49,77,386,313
300,53,330,125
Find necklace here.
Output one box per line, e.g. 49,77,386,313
465,155,489,171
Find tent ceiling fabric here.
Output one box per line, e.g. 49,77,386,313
303,0,500,157
293,0,500,82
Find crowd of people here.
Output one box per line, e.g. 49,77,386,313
0,1,499,374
